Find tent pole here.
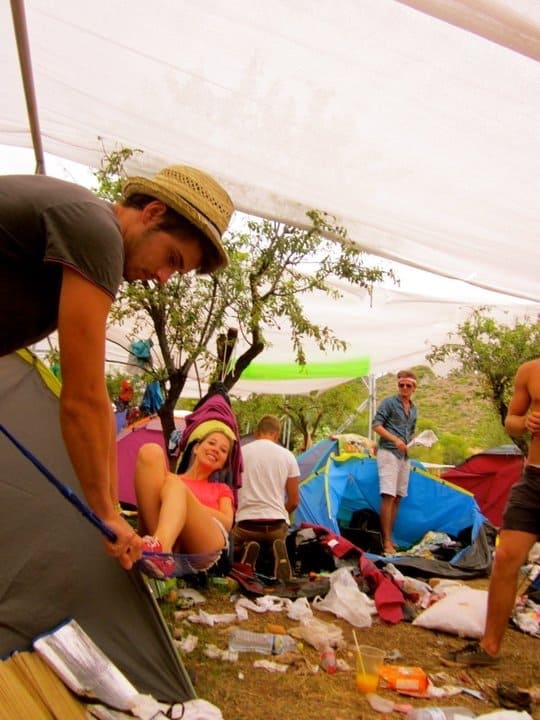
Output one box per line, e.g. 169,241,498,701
10,0,46,175
367,373,376,441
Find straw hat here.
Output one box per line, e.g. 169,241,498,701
122,165,234,273
189,420,237,444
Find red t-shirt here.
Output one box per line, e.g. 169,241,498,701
182,478,234,510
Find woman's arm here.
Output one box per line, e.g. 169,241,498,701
213,496,234,532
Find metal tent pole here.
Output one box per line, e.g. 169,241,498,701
367,373,376,441
10,0,46,174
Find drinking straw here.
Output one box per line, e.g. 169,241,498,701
353,631,365,675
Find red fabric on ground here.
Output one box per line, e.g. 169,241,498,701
300,523,405,624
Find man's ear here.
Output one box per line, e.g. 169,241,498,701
141,200,167,225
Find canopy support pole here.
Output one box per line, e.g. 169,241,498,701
10,0,46,174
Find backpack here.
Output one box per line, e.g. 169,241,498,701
286,527,337,575
339,509,384,555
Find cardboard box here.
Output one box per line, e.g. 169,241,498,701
378,665,428,692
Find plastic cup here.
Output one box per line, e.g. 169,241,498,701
355,645,385,693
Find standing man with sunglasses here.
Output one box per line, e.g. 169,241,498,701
372,370,418,555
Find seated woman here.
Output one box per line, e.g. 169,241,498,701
135,427,235,577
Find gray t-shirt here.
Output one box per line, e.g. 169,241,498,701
0,175,124,355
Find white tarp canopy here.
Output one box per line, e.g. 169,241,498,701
30,279,539,397
2,0,540,392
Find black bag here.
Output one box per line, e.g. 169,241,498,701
340,509,384,555
286,528,337,575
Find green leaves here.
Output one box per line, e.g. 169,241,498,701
427,308,540,447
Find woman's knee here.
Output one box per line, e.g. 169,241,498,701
137,442,165,468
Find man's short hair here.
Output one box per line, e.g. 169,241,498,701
397,369,417,380
256,415,282,435
397,369,417,385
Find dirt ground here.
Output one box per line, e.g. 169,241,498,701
161,575,540,720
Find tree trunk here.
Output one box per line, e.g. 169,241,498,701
159,371,189,469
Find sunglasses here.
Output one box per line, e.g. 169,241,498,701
398,382,414,389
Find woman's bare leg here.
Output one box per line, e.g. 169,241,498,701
173,484,226,554
135,443,225,554
134,443,169,537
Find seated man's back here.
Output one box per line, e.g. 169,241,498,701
233,415,300,579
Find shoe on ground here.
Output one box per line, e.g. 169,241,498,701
440,642,499,667
140,535,176,578
496,681,532,712
240,540,260,570
273,538,292,582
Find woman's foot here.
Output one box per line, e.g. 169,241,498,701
139,535,176,578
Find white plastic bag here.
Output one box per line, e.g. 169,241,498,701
312,567,375,628
289,616,345,650
287,596,313,621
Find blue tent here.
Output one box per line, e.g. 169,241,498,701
293,437,492,576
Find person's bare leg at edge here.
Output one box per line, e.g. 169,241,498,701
380,493,398,554
442,527,536,666
481,529,536,657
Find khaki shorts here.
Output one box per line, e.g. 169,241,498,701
377,448,410,497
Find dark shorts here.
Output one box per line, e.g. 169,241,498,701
502,464,540,535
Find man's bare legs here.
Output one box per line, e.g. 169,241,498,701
481,528,537,656
380,493,400,554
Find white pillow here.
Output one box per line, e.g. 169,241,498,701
412,587,487,638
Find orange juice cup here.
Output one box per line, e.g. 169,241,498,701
355,645,385,693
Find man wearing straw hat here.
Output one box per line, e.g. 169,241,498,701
0,165,234,568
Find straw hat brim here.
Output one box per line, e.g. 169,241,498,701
189,420,237,443
123,176,229,270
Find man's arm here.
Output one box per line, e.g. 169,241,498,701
285,475,299,514
57,268,142,567
505,362,540,437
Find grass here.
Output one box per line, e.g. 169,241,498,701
155,578,540,720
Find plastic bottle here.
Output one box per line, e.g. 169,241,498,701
407,707,476,720
320,646,337,674
228,628,297,655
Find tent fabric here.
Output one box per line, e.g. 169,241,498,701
293,437,491,576
29,283,540,398
229,283,539,395
1,1,539,303
441,445,525,527
0,351,194,703
117,413,186,506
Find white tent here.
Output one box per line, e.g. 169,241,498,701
2,0,539,391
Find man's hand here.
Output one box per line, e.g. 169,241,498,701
525,410,540,435
102,514,143,569
394,438,407,453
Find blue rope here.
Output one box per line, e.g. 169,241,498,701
0,423,116,541
0,423,222,577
